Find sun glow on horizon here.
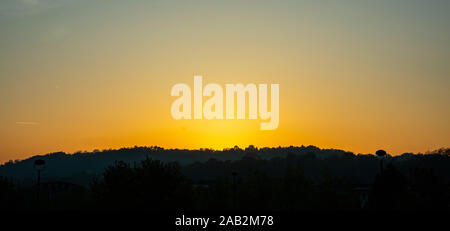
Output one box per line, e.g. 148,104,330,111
1,0,449,162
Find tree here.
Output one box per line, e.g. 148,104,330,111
91,158,194,211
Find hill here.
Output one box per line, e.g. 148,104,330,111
1,146,449,187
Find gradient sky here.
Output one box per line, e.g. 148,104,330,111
1,0,449,163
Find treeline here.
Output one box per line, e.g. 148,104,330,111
1,147,449,211
1,146,449,187
183,148,450,185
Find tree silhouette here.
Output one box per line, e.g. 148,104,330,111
1,146,449,211
371,164,409,210
91,158,194,211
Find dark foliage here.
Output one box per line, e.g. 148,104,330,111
0,147,449,211
91,159,194,211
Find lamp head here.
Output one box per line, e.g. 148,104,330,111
34,159,46,171
376,150,387,157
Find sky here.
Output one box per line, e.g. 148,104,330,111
0,0,449,163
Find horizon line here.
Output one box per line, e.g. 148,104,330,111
2,145,449,165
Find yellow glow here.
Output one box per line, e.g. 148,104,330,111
0,1,449,162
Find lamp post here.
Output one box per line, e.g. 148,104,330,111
375,150,387,173
34,159,46,205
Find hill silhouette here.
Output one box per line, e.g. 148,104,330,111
1,146,449,187
1,146,450,211
1,145,345,183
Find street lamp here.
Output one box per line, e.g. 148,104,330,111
34,159,46,203
375,150,387,173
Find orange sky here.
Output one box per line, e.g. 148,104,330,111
1,0,449,163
